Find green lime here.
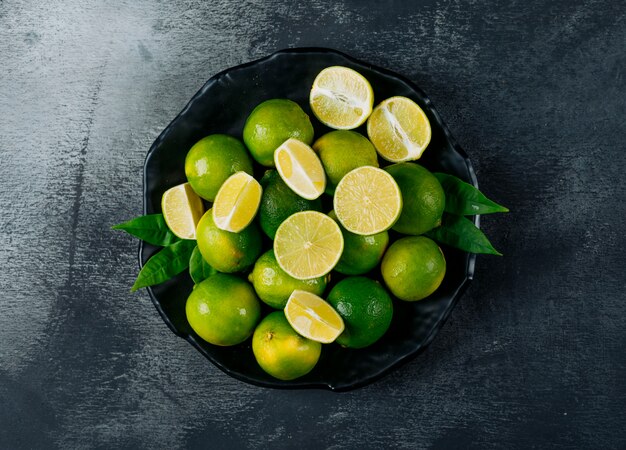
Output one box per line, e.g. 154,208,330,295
381,236,446,301
326,277,393,349
184,134,253,202
248,249,328,309
328,210,388,275
186,273,261,346
196,209,262,273
258,170,322,239
312,130,379,194
243,99,314,167
384,162,445,235
252,311,321,380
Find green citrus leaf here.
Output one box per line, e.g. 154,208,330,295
112,214,179,246
189,245,217,284
131,239,196,292
433,173,509,215
426,213,502,256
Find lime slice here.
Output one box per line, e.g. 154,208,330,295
333,166,402,235
274,211,344,280
367,96,431,162
161,183,205,239
309,66,374,130
212,172,262,232
284,290,345,343
274,138,326,200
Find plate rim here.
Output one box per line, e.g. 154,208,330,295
139,47,478,391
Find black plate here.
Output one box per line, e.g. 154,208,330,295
141,48,478,391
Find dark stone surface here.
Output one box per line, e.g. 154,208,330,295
0,0,624,448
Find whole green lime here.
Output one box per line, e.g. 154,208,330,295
243,99,315,167
312,130,379,194
328,210,389,275
326,277,393,349
186,273,261,346
258,170,322,239
252,311,321,380
381,236,446,301
196,209,262,273
384,162,445,235
184,134,253,201
248,249,328,309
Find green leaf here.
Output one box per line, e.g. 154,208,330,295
131,239,196,291
112,214,179,246
426,213,502,255
434,173,509,216
189,245,217,284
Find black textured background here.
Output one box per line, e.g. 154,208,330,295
1,1,625,448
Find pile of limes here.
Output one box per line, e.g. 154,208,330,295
163,66,447,381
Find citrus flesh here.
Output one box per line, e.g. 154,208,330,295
274,211,344,280
284,290,344,344
186,273,261,346
243,99,314,167
184,134,253,201
274,138,326,200
252,311,321,380
312,130,378,194
381,236,446,301
212,171,262,232
367,96,431,162
161,182,205,240
310,66,374,130
248,249,328,309
333,166,402,236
